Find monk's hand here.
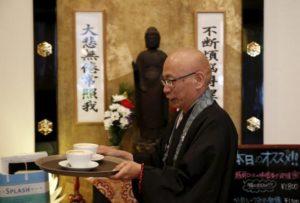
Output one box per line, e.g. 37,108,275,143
111,161,141,180
97,145,116,156
97,145,133,161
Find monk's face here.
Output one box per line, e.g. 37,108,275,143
162,48,209,112
162,61,198,112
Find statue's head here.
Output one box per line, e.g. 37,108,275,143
145,27,160,50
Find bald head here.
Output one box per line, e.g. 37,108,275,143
162,48,211,111
164,48,211,86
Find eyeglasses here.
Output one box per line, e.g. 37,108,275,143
161,71,197,87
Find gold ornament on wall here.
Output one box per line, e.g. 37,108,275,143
247,41,261,57
246,116,260,132
38,119,53,136
37,41,52,57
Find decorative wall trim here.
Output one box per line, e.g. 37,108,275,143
242,0,264,144
34,0,58,154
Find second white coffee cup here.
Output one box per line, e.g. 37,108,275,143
66,149,93,168
73,143,99,154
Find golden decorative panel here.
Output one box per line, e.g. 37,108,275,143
57,0,242,201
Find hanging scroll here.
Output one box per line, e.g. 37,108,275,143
74,11,105,123
195,11,224,107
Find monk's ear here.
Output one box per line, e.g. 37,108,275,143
194,71,205,90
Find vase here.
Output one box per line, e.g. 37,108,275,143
108,127,125,147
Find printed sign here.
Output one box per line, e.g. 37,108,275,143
232,145,300,203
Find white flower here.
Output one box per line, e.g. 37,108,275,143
103,92,133,134
117,105,131,117
104,110,111,118
103,118,112,130
112,94,127,102
110,111,120,121
120,117,129,129
109,103,121,111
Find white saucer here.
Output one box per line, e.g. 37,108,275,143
58,160,99,170
92,154,104,161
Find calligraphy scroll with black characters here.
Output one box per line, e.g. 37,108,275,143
74,11,106,123
195,11,224,107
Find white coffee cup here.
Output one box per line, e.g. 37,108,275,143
73,143,99,154
66,149,93,168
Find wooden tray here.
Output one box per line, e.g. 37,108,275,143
35,155,122,177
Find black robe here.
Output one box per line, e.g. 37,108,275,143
132,102,238,203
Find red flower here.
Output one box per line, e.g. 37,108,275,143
120,99,135,109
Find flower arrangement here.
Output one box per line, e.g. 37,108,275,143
103,91,135,146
